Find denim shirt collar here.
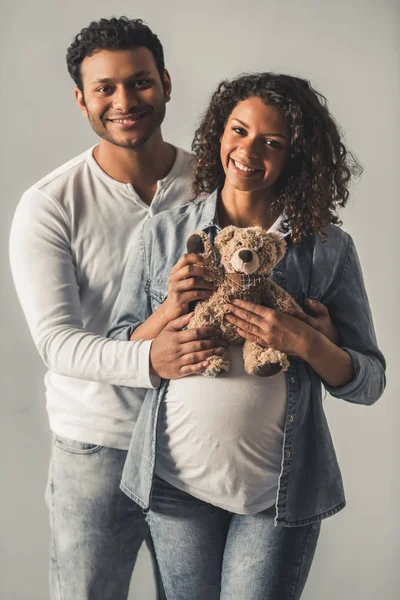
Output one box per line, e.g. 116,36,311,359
196,188,289,239
196,189,221,232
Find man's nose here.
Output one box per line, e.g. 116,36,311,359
112,86,138,112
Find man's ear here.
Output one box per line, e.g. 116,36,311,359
163,69,172,103
75,88,88,118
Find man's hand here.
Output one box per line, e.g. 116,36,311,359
150,313,225,379
285,298,339,345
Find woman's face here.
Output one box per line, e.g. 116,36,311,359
220,96,291,195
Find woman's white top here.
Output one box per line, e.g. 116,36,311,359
156,346,287,514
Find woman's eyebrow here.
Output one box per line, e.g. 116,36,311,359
231,118,288,139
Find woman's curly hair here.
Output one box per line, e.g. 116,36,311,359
192,73,362,243
66,17,165,92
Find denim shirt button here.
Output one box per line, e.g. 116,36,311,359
286,451,291,458
289,415,294,422
276,270,283,276
289,377,295,384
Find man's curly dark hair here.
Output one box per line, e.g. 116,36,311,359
192,73,362,243
66,17,165,92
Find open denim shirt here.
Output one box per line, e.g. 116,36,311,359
108,189,386,527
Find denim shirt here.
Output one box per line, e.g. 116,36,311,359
108,189,386,527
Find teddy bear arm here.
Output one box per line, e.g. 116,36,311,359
261,279,301,313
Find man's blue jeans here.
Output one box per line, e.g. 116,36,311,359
147,475,321,600
45,435,165,600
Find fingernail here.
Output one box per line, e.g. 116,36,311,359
215,348,224,355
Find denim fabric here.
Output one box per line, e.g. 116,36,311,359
45,435,166,600
108,189,386,527
147,474,321,600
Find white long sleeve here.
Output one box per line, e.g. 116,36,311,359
9,147,194,449
10,187,155,388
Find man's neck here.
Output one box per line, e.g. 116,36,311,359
93,134,177,205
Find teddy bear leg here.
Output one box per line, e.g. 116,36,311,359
242,340,290,377
202,348,231,377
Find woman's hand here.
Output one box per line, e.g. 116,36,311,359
285,298,339,345
224,299,315,359
224,299,354,387
162,254,217,322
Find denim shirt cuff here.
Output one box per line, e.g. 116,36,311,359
323,347,367,399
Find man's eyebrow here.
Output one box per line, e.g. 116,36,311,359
232,118,289,139
92,71,153,84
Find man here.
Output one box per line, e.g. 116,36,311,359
10,15,338,600
9,17,225,600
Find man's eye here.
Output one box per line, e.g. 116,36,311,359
97,86,112,94
133,79,152,88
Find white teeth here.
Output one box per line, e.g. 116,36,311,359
112,114,146,123
233,159,258,173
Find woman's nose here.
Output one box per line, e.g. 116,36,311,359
239,137,259,159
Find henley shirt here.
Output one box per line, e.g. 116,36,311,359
10,145,194,449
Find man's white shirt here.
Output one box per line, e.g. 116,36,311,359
9,146,194,449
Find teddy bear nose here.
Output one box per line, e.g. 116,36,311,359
238,250,253,263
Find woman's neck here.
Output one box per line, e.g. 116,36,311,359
218,182,281,230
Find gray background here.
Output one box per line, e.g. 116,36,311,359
1,0,399,598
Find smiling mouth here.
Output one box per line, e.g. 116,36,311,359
231,158,264,175
107,111,150,125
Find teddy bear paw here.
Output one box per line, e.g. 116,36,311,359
243,346,290,378
202,354,231,377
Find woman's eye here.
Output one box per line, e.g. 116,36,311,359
232,127,246,135
265,139,281,148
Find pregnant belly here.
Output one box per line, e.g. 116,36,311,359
159,346,287,460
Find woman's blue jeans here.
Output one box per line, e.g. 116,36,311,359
147,475,321,600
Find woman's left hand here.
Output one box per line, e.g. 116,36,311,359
224,299,316,359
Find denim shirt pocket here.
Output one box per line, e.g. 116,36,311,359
147,279,168,311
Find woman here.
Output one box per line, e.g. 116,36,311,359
108,73,385,599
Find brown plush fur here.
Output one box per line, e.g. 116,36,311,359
186,226,300,377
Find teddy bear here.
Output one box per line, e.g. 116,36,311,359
186,225,301,377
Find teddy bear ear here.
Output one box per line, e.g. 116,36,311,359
187,232,205,254
186,231,214,258
214,226,237,251
269,232,287,263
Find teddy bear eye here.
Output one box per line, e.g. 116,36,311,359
236,241,243,247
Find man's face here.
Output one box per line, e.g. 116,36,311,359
75,47,171,149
